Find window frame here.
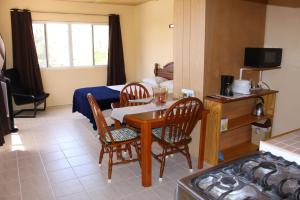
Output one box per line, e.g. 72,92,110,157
33,21,109,68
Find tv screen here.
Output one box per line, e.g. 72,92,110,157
244,48,282,68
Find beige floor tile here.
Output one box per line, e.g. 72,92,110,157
0,180,21,197
67,154,95,167
38,144,61,154
121,189,162,200
56,192,91,200
47,168,77,183
87,185,121,200
45,158,71,172
18,155,44,169
17,150,40,159
42,151,66,163
63,147,89,158
21,176,54,200
0,168,19,183
52,179,85,197
72,163,102,178
0,194,21,200
22,192,55,200
79,173,109,191
0,158,18,172
59,141,83,150
19,165,47,181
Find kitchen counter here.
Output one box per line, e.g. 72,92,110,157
260,128,300,164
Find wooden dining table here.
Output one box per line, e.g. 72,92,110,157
122,108,209,187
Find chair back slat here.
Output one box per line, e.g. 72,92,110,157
161,97,203,144
120,82,150,106
87,93,115,144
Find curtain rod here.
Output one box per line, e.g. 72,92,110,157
10,9,110,17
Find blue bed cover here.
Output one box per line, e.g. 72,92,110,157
72,86,120,129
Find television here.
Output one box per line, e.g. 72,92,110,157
244,48,282,68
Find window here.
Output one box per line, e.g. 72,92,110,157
32,22,109,68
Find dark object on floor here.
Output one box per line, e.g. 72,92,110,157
4,68,49,118
177,151,300,200
0,77,9,145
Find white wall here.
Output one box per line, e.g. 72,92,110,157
264,5,300,135
134,0,174,80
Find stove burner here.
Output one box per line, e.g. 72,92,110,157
260,162,277,170
216,175,245,193
279,178,300,199
220,177,237,187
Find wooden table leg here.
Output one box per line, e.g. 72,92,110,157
198,111,208,169
141,122,152,187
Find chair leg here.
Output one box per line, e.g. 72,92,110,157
126,144,132,159
116,145,124,160
98,146,105,167
108,148,113,183
184,145,193,171
33,102,37,118
159,149,167,181
43,100,47,111
133,142,141,167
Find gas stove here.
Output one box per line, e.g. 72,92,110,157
177,152,300,200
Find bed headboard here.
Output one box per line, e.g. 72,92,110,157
154,62,174,80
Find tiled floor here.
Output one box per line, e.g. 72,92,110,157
0,106,208,200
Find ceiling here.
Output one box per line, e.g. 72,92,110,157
57,0,155,6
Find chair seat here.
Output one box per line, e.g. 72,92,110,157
152,128,191,143
14,92,49,105
105,128,138,143
34,92,49,101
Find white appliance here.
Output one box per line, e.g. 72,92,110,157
232,79,251,94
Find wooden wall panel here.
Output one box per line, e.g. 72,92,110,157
182,0,191,88
189,0,206,98
173,0,206,99
173,0,184,95
203,0,267,97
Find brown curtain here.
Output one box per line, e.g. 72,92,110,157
107,14,126,86
0,78,8,146
0,34,6,72
10,9,44,95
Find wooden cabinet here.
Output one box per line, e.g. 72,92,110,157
204,89,277,165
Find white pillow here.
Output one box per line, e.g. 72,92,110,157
140,82,154,95
142,76,168,86
160,80,173,92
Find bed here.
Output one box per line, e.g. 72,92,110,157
72,62,174,129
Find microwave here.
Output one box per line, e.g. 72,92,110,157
244,48,282,68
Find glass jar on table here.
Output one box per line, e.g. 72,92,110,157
153,86,168,106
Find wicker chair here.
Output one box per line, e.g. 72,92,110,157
151,97,204,180
87,93,141,183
